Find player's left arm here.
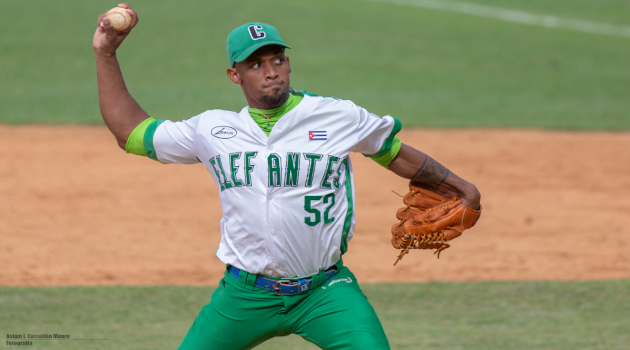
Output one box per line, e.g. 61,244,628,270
387,143,481,210
350,103,480,209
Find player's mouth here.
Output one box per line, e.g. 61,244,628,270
264,81,284,90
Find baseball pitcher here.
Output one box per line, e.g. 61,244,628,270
93,4,481,349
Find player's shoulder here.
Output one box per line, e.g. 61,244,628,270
195,109,240,119
185,109,242,126
295,89,361,113
160,109,241,134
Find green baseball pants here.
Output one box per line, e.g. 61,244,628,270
177,263,390,350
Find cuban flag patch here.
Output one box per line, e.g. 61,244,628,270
309,131,327,141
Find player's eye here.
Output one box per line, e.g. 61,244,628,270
252,62,261,69
275,58,283,64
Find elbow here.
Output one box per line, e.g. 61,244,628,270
463,183,481,209
470,183,480,197
467,183,480,199
116,137,128,151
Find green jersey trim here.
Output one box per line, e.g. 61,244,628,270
340,158,354,255
125,118,156,157
290,88,339,100
143,120,165,161
248,92,304,136
364,116,402,160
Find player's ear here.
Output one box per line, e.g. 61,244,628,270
286,56,291,73
227,67,242,84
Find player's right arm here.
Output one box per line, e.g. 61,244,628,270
93,4,147,150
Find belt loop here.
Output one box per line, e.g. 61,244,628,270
237,269,256,290
311,270,327,289
237,269,248,285
318,270,326,286
245,273,257,289
310,273,320,289
235,268,260,290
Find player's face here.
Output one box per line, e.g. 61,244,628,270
227,45,291,109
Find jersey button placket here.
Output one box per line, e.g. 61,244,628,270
267,140,285,275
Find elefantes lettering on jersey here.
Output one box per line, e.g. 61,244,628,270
208,152,345,191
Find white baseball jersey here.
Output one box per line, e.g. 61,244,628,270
149,95,400,278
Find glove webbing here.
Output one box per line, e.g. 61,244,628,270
393,231,451,266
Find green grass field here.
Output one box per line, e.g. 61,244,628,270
1,281,629,349
1,0,629,129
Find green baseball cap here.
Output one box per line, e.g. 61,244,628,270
227,22,291,67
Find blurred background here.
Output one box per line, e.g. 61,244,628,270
1,0,629,129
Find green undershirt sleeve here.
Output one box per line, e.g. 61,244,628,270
369,136,402,168
363,117,402,167
125,117,157,157
143,119,165,161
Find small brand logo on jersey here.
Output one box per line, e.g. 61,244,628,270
211,126,237,139
248,25,266,40
309,131,327,141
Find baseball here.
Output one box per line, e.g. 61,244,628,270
105,7,132,32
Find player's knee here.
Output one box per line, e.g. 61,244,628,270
313,328,390,350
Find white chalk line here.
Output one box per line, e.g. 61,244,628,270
366,0,630,38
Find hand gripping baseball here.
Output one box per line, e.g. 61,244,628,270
391,186,482,265
93,4,139,56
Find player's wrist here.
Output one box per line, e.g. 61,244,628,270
94,48,117,59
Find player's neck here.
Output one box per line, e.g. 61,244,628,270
248,93,296,118
247,91,291,111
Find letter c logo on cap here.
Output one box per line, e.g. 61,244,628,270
248,25,266,40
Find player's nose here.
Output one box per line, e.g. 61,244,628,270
263,63,279,80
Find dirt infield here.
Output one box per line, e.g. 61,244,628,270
1,126,629,286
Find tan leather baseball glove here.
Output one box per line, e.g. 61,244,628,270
391,185,482,265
